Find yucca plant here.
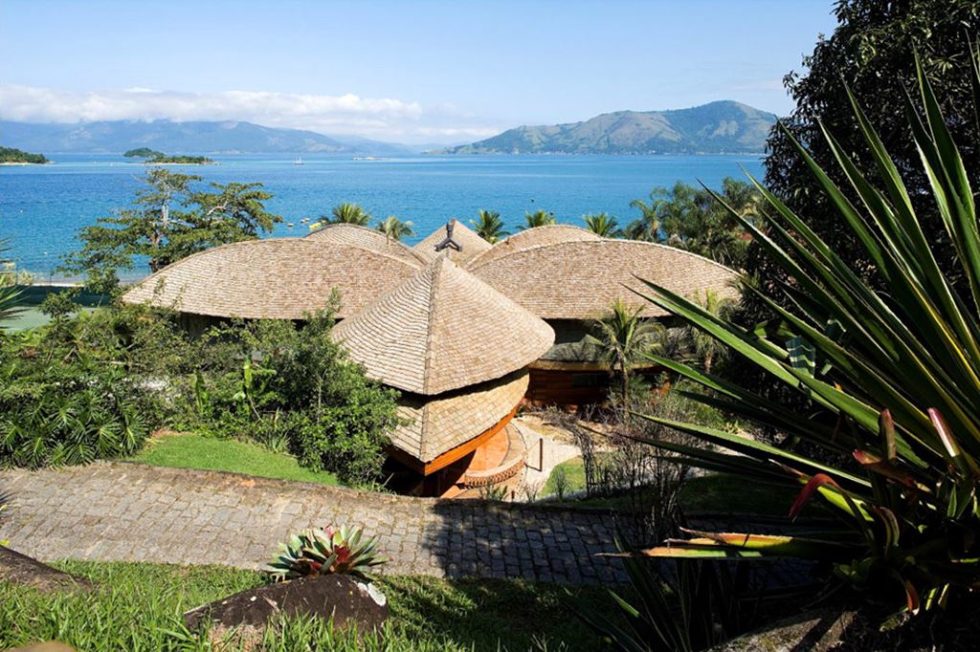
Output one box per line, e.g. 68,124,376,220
268,524,385,581
628,50,980,616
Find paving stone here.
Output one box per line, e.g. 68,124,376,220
0,462,626,586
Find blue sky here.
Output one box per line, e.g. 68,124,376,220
0,0,837,144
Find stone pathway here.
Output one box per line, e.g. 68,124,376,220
0,462,627,585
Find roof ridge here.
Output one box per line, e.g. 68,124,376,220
420,255,447,394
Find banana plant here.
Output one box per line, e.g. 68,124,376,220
629,49,980,615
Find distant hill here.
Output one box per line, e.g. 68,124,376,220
0,120,420,155
440,101,777,155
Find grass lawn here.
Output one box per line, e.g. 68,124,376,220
0,306,96,331
543,456,799,516
129,433,340,486
0,560,618,651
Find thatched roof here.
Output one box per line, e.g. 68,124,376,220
121,239,418,320
333,255,554,395
413,219,492,264
469,239,739,320
465,224,600,269
393,371,529,463
305,223,427,267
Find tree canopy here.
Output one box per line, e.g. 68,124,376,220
755,0,980,317
624,178,764,268
62,168,281,292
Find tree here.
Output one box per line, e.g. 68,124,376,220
583,212,622,237
376,215,414,241
624,179,763,267
471,209,508,243
470,208,510,244
681,289,733,374
62,169,281,292
755,0,980,320
589,299,663,415
325,202,372,225
521,210,556,229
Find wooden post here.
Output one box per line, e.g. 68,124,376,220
538,437,545,472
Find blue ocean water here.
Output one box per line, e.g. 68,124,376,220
0,153,763,280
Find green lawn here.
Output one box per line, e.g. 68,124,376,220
543,457,799,516
0,561,618,651
129,433,340,486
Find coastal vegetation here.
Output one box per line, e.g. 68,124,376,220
0,146,47,164
376,215,414,241
470,209,508,243
522,209,556,229
124,147,214,164
62,168,281,291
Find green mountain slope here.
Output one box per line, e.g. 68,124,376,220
442,101,777,154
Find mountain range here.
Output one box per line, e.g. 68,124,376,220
0,100,777,156
440,101,777,155
0,120,420,155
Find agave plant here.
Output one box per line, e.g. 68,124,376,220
628,51,980,615
268,524,385,581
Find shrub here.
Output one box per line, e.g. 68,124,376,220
268,525,385,581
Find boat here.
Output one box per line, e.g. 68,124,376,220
293,157,304,165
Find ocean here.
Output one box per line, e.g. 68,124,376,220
0,153,764,280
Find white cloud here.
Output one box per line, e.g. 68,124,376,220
0,84,504,144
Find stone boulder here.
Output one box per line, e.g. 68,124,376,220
183,574,388,643
0,546,92,592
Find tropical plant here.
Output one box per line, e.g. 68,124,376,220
376,215,414,241
326,202,372,226
522,210,556,229
589,300,663,415
471,209,509,243
756,0,980,326
0,239,24,325
625,179,762,267
631,54,980,615
583,213,622,237
681,290,734,374
268,524,385,581
61,169,281,292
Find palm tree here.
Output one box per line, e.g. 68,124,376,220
325,202,372,226
682,289,733,373
590,299,663,415
583,213,622,237
471,209,509,244
626,190,667,241
521,210,556,230
376,215,414,241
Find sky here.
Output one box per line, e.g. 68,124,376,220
0,0,838,145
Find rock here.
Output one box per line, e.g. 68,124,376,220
0,546,92,592
711,609,856,652
183,574,388,643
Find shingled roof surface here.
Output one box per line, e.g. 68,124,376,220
305,223,428,267
332,255,554,395
413,219,491,264
465,224,601,269
121,239,419,320
393,371,529,463
469,239,739,320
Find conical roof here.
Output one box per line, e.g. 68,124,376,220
413,219,492,264
393,371,529,464
306,223,428,267
333,255,554,395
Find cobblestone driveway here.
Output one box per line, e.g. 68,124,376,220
0,462,627,585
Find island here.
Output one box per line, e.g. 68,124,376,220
0,146,49,164
123,148,214,165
